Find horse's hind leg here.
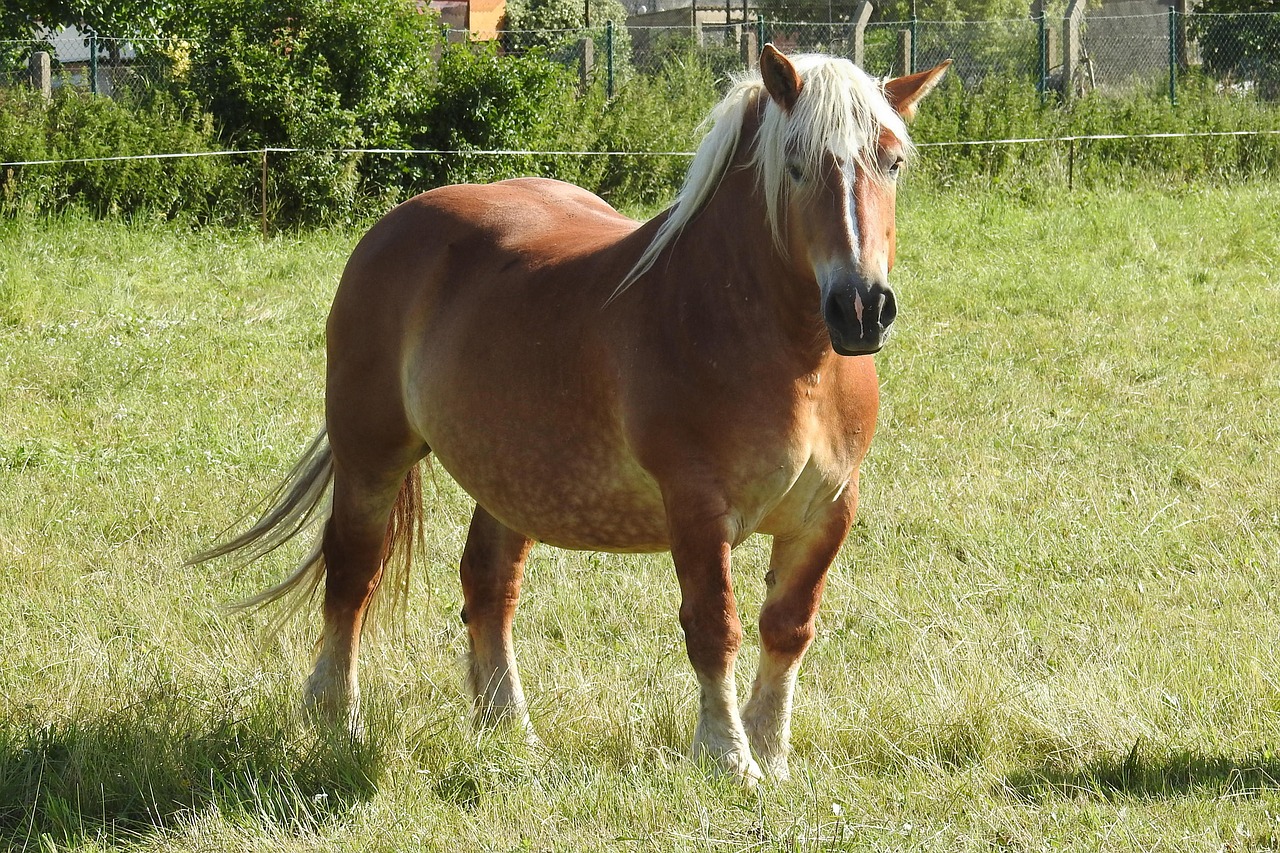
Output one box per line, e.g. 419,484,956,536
741,485,858,780
459,505,537,743
306,448,423,729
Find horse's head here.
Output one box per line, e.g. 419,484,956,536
758,46,950,356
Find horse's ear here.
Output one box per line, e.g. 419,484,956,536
761,44,802,112
884,60,952,121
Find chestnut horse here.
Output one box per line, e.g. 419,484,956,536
194,45,949,785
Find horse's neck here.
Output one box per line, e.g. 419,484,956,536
645,156,833,371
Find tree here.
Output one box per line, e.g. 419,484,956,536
502,0,632,75
0,1,182,92
1190,0,1280,99
1,1,177,40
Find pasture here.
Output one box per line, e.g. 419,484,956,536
2,181,1279,851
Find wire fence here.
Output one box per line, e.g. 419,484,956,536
3,11,1280,104
0,31,181,102
3,11,1279,227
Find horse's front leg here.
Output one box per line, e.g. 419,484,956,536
741,483,858,780
665,493,763,786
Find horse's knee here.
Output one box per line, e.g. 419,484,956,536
758,600,816,660
680,598,743,673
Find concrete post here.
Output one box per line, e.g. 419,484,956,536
1062,0,1085,99
741,26,758,70
579,37,594,88
29,51,51,99
896,28,911,77
852,1,874,69
1174,0,1190,71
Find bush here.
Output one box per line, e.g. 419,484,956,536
909,73,1280,190
0,87,238,222
174,0,444,225
413,41,580,187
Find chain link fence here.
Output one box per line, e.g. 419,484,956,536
3,12,1279,105
1,29,181,102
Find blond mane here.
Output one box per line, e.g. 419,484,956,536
614,54,911,297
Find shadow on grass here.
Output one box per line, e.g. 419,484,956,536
1003,740,1280,803
0,697,383,849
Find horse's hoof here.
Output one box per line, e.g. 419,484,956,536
729,753,765,788
693,742,764,787
759,755,790,782
302,683,361,737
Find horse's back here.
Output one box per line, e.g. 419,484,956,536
369,177,638,271
327,178,670,551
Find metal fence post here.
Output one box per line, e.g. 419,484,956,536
757,14,765,49
606,20,614,99
1168,4,1177,106
89,33,98,95
29,51,51,99
852,0,873,69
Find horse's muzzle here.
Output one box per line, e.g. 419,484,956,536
822,279,897,356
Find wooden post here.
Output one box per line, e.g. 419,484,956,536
260,150,269,240
29,51,51,99
1062,0,1085,100
896,28,911,77
579,37,594,88
852,0,873,69
741,26,758,70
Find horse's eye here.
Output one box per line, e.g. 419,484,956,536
786,162,805,182
887,157,904,179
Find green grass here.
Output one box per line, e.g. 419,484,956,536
2,182,1279,851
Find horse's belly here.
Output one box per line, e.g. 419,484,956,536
429,431,671,553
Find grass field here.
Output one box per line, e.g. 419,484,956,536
2,181,1279,852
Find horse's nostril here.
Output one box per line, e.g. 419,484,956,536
880,288,897,328
824,291,847,328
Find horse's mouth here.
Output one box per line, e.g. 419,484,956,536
831,341,883,357
827,325,889,356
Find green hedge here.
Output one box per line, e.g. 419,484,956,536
912,73,1280,190
3,44,1280,227
0,88,238,223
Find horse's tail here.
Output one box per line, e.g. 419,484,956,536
189,428,424,633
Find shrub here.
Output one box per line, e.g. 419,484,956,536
174,0,444,225
410,41,581,187
909,73,1280,190
0,87,237,222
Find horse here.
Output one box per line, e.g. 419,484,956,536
192,45,950,786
